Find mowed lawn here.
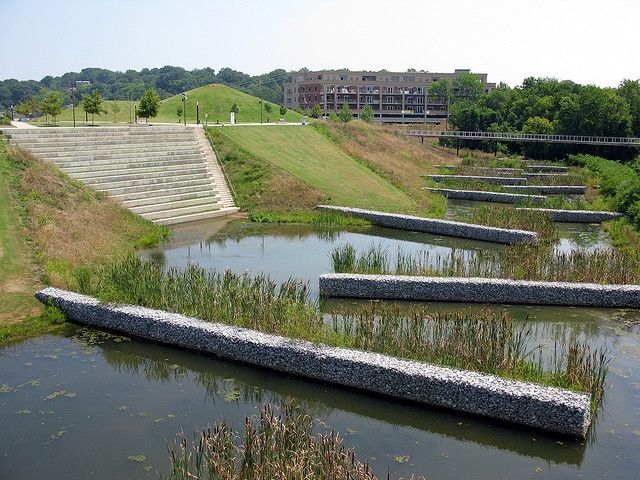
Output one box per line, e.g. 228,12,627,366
220,126,416,211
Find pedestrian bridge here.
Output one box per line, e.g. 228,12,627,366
406,130,640,147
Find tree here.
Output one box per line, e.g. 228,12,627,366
81,89,107,125
310,104,323,119
41,91,63,125
619,79,640,136
279,105,287,116
230,102,239,122
137,88,161,122
339,102,352,122
176,104,183,123
522,116,554,159
452,73,484,102
428,78,452,104
361,104,374,123
15,96,41,119
264,103,272,114
329,111,339,122
110,100,121,122
214,104,222,123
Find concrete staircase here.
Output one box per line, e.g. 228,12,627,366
1,125,238,225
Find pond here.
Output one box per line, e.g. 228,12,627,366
2,216,638,479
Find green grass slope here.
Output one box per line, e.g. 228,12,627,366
219,125,416,212
157,84,302,124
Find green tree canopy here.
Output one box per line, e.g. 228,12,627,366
339,102,352,122
361,104,374,123
428,78,452,102
279,105,287,116
81,89,107,125
452,73,484,102
41,91,64,124
137,88,161,121
310,104,323,119
619,79,640,136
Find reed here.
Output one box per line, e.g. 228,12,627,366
164,401,380,480
332,243,639,284
469,205,557,240
83,256,610,401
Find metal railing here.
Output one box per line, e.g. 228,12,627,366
406,130,640,147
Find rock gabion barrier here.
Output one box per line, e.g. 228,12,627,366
319,273,640,308
423,187,547,204
36,287,592,437
523,172,572,180
502,185,587,195
525,165,569,173
516,208,624,223
424,174,527,185
316,205,538,244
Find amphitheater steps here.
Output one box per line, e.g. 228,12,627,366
1,125,238,225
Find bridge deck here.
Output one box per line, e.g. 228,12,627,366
406,130,640,147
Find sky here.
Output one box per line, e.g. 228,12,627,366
1,0,638,87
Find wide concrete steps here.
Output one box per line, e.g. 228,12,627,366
1,125,238,225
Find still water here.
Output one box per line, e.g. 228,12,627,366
2,217,639,479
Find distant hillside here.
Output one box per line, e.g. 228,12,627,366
158,85,302,124
29,84,302,125
0,66,290,110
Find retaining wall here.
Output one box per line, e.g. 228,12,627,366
424,174,527,185
525,165,569,173
423,187,547,204
502,185,587,195
316,205,538,244
319,273,640,308
516,208,623,223
523,173,571,179
35,287,592,437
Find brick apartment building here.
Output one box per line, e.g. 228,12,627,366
283,69,495,123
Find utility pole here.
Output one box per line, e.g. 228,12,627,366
182,93,187,126
70,87,76,127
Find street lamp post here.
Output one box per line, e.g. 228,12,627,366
182,93,187,127
9,105,13,121
70,87,77,128
196,101,200,124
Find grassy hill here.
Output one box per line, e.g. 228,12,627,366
217,125,417,212
29,84,302,125
158,84,302,124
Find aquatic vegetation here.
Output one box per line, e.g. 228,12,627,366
84,257,609,400
332,243,639,284
164,401,379,480
468,205,557,240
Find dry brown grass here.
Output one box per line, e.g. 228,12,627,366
5,146,166,289
317,121,460,215
258,174,326,210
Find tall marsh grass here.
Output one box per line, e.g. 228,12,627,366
469,205,557,240
83,257,609,402
164,401,380,480
332,243,639,284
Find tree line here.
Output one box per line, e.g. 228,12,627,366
434,76,640,160
0,66,291,110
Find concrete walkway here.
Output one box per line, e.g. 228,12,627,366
10,120,37,128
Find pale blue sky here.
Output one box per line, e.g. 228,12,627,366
1,0,638,87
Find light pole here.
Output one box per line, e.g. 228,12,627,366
70,87,77,127
9,105,13,121
182,93,187,126
196,101,200,124
128,93,132,123
259,99,263,124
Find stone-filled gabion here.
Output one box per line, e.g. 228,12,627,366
524,165,569,172
423,174,528,185
502,185,587,194
516,208,623,223
36,287,592,438
316,205,537,244
319,273,640,308
423,187,547,204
